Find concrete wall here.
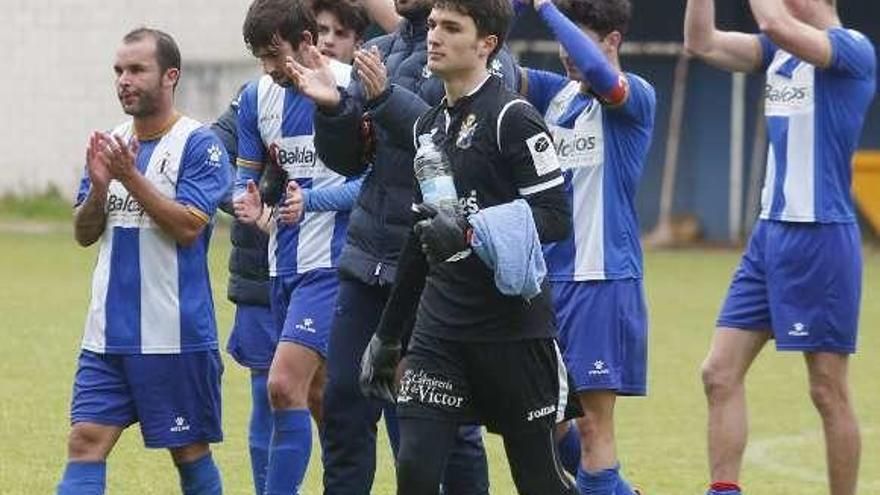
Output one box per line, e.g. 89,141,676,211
0,0,259,198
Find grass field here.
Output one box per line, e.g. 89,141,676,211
0,228,877,495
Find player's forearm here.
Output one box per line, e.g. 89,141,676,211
73,188,108,247
362,0,402,33
303,177,363,212
537,1,619,96
684,0,718,57
526,185,572,243
121,173,207,247
748,0,832,68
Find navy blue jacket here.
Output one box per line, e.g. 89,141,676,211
212,96,271,307
314,14,520,285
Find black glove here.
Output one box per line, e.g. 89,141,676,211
260,143,289,206
359,334,402,403
412,203,472,264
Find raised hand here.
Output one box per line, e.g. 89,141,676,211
97,133,140,185
284,45,341,110
85,131,112,194
354,45,389,102
233,180,264,224
278,180,305,225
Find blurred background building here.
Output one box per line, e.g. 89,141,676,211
2,0,878,242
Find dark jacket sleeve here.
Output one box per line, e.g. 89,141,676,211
368,84,432,153
375,228,428,342
314,87,369,177
211,95,241,216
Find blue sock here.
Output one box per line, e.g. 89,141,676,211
177,453,222,495
265,409,312,495
56,461,106,495
556,422,581,477
576,464,623,495
249,373,272,495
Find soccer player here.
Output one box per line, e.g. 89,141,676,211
282,0,520,492
213,2,368,493
59,28,229,495
514,0,655,493
232,0,362,493
355,0,577,493
213,88,276,495
684,0,875,494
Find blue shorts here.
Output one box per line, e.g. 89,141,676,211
226,304,277,370
271,268,339,358
70,350,223,448
717,220,862,354
551,279,648,396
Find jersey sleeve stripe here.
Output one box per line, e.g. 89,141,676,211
185,206,210,225
236,157,264,170
496,99,530,151
518,175,564,196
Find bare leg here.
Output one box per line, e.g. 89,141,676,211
701,327,769,484
805,352,860,495
575,390,618,472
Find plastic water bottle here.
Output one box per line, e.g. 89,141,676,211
414,134,459,211
413,133,471,261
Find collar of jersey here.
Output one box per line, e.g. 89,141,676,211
136,112,181,141
443,73,493,112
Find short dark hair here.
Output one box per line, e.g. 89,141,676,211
432,0,513,60
555,0,632,39
243,0,318,54
122,27,181,74
312,0,371,39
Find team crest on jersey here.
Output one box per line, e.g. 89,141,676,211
206,143,223,166
456,114,478,149
488,58,503,79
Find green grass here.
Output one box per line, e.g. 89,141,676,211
0,187,73,222
0,230,877,494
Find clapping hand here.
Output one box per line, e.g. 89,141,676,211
97,133,140,185
354,45,389,103
234,180,264,224
278,180,305,225
284,45,341,110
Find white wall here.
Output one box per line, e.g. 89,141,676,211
0,0,262,198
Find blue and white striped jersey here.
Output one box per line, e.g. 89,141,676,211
759,28,876,223
526,70,655,281
75,116,230,354
236,61,354,277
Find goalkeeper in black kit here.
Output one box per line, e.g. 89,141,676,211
359,0,579,493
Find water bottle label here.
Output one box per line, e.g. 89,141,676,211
419,176,458,206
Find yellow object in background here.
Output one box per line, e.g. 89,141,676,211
854,150,880,235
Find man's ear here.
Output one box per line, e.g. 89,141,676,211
300,30,315,48
479,34,499,59
604,30,622,52
164,68,180,88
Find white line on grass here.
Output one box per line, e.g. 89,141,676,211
745,428,877,490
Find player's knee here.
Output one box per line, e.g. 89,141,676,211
267,373,301,409
67,425,110,460
809,375,850,416
701,358,737,399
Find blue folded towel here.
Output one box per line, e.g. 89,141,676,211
468,199,546,301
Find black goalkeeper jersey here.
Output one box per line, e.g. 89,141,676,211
403,74,569,342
